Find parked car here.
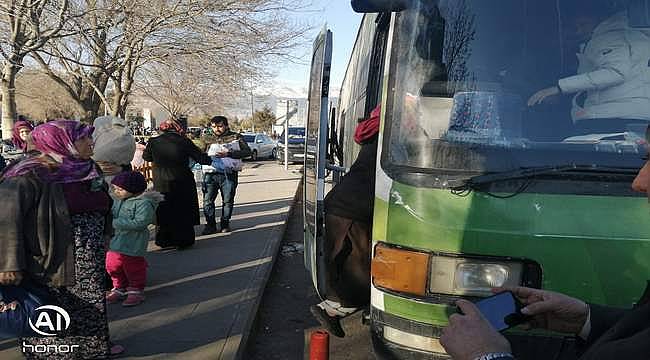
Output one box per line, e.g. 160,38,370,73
276,126,306,165
242,133,277,160
187,126,202,137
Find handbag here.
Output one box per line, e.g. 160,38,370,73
0,281,53,337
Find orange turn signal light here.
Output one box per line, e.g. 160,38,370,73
371,243,429,296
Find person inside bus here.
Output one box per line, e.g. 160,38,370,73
439,141,650,359
309,104,380,338
527,3,650,136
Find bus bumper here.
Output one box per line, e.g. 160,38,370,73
371,307,450,360
370,307,578,360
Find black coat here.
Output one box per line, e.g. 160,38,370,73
324,137,378,223
143,131,210,227
578,302,650,359
0,175,76,287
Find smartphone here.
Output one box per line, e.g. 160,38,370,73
473,291,530,332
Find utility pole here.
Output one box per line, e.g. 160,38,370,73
284,99,289,171
251,90,255,133
104,86,108,116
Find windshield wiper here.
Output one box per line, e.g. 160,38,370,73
462,164,637,187
450,164,637,199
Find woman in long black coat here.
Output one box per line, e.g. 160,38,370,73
143,120,211,249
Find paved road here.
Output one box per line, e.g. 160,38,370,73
0,160,301,360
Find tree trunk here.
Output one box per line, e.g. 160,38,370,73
111,86,124,118
79,73,109,121
1,62,19,140
80,86,107,121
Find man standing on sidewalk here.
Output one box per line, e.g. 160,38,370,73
201,116,251,234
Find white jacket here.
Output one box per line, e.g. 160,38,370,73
558,12,650,121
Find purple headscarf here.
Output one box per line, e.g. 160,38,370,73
12,120,34,151
2,120,100,183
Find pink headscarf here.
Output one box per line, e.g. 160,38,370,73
2,120,100,183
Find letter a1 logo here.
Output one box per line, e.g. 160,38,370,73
28,305,71,336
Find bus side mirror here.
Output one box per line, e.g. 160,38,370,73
351,0,411,13
629,0,650,28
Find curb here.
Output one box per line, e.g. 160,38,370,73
233,173,303,360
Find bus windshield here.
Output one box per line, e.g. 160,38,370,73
385,0,649,178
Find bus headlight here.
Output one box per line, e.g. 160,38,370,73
430,256,523,297
455,263,511,291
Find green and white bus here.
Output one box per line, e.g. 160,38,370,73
305,0,650,358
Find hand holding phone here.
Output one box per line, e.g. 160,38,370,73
473,291,530,332
441,299,513,359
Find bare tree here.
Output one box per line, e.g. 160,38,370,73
0,0,70,139
136,61,231,120
34,0,312,121
15,69,83,120
32,0,115,121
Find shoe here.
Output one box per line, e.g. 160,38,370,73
220,226,232,233
310,305,345,338
109,343,125,357
202,224,217,235
122,290,145,307
106,288,126,304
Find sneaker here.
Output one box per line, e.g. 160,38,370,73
201,224,217,235
106,288,126,304
310,305,345,338
122,290,145,307
220,221,231,233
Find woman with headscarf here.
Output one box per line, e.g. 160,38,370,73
1,119,35,167
92,116,136,185
11,119,34,152
0,120,123,358
143,120,211,249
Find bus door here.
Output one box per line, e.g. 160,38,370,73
304,27,333,298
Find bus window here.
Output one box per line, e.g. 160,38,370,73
384,0,647,181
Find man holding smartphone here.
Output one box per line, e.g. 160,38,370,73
440,149,650,358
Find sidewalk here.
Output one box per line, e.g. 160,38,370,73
0,161,301,360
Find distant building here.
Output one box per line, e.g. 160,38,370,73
274,98,307,134
142,108,155,129
126,96,168,128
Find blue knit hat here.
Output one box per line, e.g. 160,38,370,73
111,171,147,194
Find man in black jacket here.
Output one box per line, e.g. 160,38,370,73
440,155,650,360
200,116,251,234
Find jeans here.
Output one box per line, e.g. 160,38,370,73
202,171,239,225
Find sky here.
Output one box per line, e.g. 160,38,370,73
267,1,363,98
